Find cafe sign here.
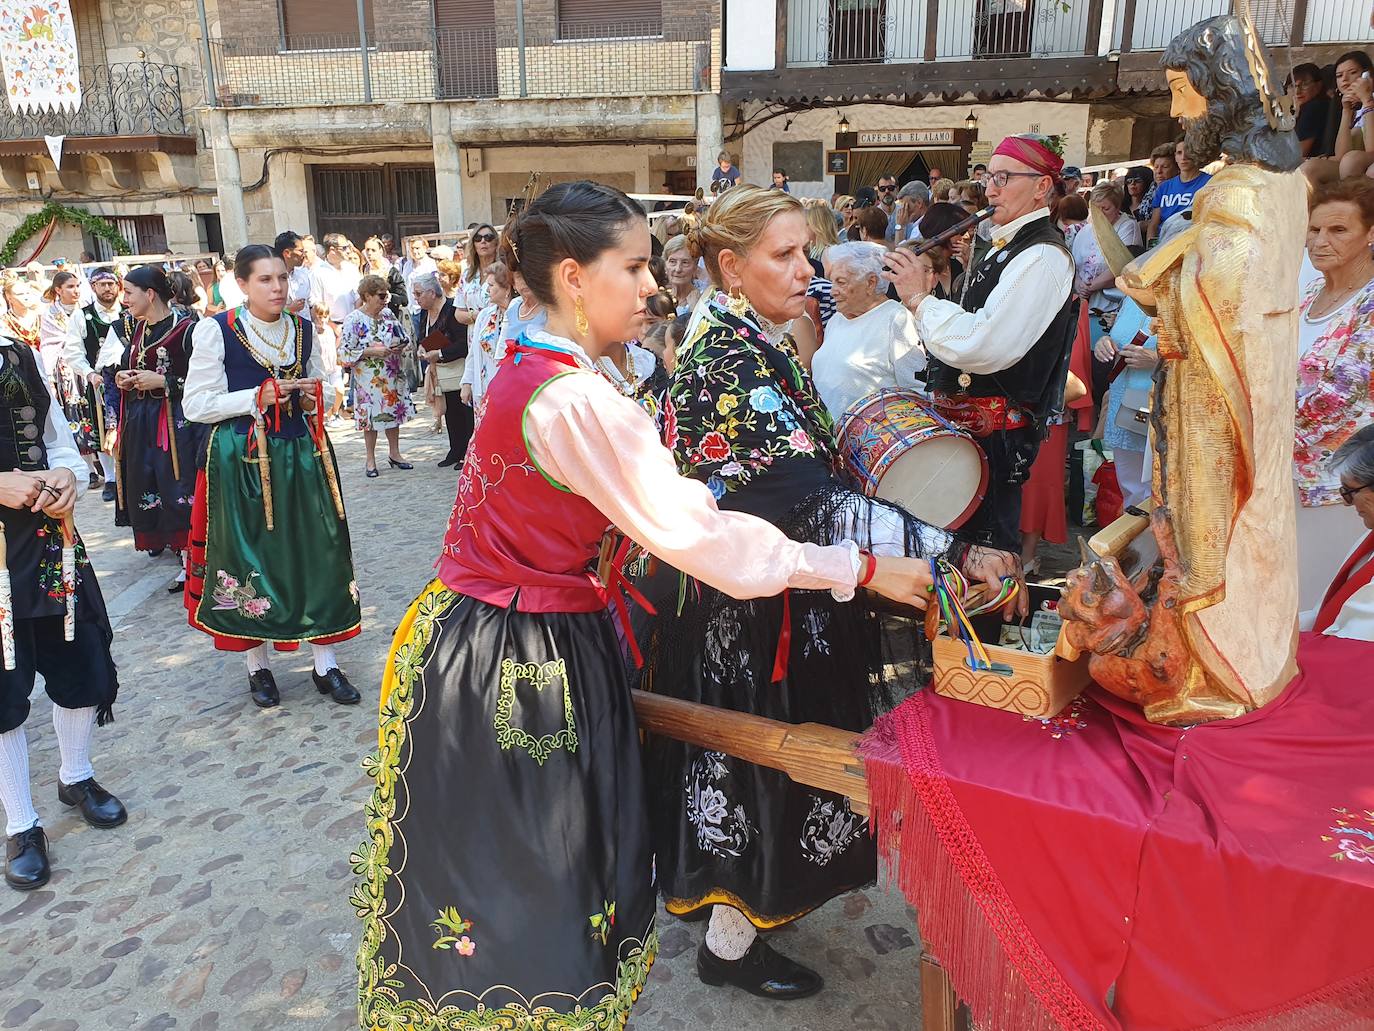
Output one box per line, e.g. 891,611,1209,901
857,129,956,146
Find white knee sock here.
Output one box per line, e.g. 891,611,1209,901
0,726,39,836
246,645,269,674
705,904,758,961
311,644,338,676
52,704,97,785
98,453,115,480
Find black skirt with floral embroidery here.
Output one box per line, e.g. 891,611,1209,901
353,585,657,1031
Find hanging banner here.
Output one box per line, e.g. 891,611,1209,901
44,134,63,167
0,0,80,114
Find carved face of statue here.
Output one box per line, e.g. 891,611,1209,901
1167,69,1208,121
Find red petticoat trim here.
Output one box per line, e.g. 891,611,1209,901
861,699,1108,1031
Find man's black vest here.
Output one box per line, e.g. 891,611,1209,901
926,215,1076,425
78,303,133,369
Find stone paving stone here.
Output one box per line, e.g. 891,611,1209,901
2,415,930,1028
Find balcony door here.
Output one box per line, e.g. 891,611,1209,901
828,0,885,65
435,0,498,99
974,0,1033,57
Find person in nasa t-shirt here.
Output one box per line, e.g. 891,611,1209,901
1149,139,1212,240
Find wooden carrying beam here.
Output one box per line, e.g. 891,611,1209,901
631,690,870,815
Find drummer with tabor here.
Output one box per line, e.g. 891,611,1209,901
884,133,1077,552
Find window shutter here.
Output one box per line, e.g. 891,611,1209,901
557,0,661,37
434,0,496,30
282,0,376,48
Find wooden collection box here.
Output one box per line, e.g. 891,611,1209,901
931,633,1091,718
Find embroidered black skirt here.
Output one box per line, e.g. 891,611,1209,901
354,583,657,1031
115,393,204,552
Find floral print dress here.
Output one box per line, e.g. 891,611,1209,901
339,307,415,431
639,292,954,927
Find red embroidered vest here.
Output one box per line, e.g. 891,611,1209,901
437,342,614,613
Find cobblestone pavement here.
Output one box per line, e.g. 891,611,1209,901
2,414,932,1031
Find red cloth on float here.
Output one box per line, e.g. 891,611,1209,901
862,634,1374,1030
1018,422,1069,544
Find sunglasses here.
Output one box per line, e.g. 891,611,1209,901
878,184,897,192
473,233,496,243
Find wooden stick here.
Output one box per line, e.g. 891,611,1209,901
253,419,275,531
60,516,76,642
630,690,870,816
92,380,105,451
163,395,181,480
313,388,345,521
0,522,13,671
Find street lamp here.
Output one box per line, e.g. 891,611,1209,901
964,110,979,132
838,112,850,135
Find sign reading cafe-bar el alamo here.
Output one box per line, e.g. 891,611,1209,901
857,130,957,146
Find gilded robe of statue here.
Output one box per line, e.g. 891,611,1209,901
1066,163,1306,724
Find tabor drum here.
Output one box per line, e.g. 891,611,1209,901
837,389,988,530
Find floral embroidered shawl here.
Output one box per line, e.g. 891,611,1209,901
1296,278,1374,507
667,293,840,525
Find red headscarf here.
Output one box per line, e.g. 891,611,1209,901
992,135,1064,179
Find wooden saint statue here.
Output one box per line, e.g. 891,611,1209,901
1060,10,1306,725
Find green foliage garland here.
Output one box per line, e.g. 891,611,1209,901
1,202,132,267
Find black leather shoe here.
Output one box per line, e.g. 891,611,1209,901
388,458,414,471
437,455,457,468
57,778,127,829
4,826,49,891
101,483,116,503
313,668,360,705
365,466,380,478
696,938,824,1000
88,471,101,490
248,669,280,708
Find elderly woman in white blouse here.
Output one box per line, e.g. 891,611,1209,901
810,241,927,420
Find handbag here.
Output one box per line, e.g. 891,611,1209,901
1114,386,1152,435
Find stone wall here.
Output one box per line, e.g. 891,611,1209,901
101,0,209,109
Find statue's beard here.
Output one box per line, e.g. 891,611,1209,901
1180,112,1224,166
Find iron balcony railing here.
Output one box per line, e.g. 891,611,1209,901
0,61,188,140
208,19,716,107
785,0,1372,66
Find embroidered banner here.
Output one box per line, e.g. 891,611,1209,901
0,0,80,114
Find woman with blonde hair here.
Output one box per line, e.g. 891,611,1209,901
931,177,957,203
458,223,499,324
640,184,1022,999
831,193,857,233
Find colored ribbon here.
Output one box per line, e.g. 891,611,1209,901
602,536,658,669
771,588,792,684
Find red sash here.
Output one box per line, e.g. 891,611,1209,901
1313,531,1374,634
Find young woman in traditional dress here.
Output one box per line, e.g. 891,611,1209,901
113,266,203,577
352,181,940,1031
62,269,133,503
641,184,1023,999
182,246,362,710
39,271,100,489
1,277,41,365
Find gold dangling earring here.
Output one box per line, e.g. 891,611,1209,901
725,284,749,318
574,296,590,336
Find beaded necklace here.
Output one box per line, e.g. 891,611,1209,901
228,306,304,380
2,311,39,350
131,312,186,373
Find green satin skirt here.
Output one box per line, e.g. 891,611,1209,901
189,425,361,646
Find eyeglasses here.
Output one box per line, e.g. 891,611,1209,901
473,233,497,243
1340,481,1374,505
987,170,1049,188
877,184,897,193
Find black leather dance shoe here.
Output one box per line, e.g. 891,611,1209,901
696,938,824,1000
57,778,128,829
313,668,361,705
4,826,50,891
248,669,280,708
388,458,414,471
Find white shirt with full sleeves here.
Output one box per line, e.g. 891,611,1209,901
63,303,126,380
183,311,334,425
810,298,927,420
912,207,1074,376
521,332,864,602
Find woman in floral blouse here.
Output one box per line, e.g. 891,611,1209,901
1296,178,1374,609
639,185,1024,1000
339,275,415,478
